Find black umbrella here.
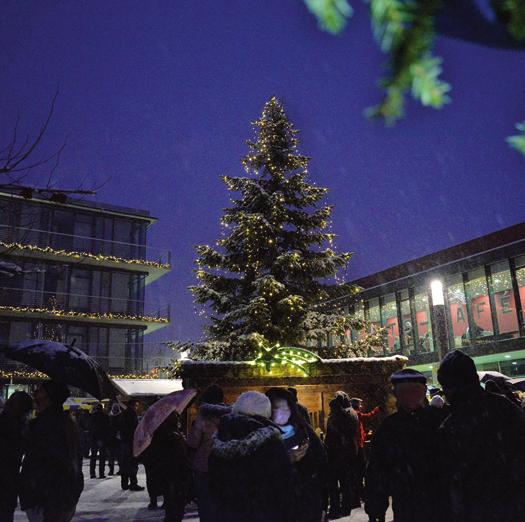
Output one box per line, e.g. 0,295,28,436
1,339,117,400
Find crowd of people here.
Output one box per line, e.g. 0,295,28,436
1,348,525,522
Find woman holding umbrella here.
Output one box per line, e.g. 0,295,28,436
20,381,84,522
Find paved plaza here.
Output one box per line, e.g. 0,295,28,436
14,460,392,521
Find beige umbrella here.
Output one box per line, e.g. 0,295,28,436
133,388,196,457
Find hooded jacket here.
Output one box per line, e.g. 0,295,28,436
208,413,295,522
437,349,525,521
325,397,359,464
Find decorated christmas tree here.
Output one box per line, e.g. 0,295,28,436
182,97,383,361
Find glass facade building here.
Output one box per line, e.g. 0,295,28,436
324,222,525,381
0,190,170,375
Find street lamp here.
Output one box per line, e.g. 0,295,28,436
430,279,449,360
430,280,445,306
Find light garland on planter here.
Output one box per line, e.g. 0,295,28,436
0,241,171,270
0,305,169,324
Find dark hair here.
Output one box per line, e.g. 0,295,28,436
266,387,308,436
5,391,33,415
286,387,298,401
41,381,70,406
200,384,224,405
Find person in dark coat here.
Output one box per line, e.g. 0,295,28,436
0,391,33,522
141,412,191,522
437,350,525,522
89,403,109,479
20,381,84,522
118,399,144,491
187,384,231,522
365,369,446,522
106,403,121,476
287,387,312,425
208,391,295,522
325,390,359,519
267,387,327,522
78,409,92,459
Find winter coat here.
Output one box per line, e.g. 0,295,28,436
141,425,191,492
365,406,446,522
20,406,84,513
356,407,380,448
438,384,525,522
118,407,138,445
281,423,328,522
107,413,121,447
90,410,109,444
186,402,231,473
0,411,27,512
325,403,359,466
209,413,295,522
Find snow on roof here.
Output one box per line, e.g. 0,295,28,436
111,379,184,397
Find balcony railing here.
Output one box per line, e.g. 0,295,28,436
0,224,171,272
0,286,170,330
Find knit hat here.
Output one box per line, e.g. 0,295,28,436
391,368,427,386
41,381,70,406
437,350,478,389
232,391,271,419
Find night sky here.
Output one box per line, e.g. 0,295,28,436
1,1,524,345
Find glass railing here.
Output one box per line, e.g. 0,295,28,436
0,224,171,268
0,286,170,323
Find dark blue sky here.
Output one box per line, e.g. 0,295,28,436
1,1,524,343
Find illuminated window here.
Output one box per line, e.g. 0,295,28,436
489,260,519,337
464,268,494,340
447,273,468,348
399,289,415,354
414,288,434,353
381,293,400,352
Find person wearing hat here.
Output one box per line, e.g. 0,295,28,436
365,369,446,522
208,391,295,522
19,381,84,522
437,350,525,522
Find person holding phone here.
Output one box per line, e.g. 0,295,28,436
266,388,327,522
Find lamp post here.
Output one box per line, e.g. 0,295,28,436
430,279,450,361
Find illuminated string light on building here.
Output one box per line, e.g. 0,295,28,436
0,241,171,270
0,305,169,324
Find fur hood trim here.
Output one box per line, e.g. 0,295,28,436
212,426,282,460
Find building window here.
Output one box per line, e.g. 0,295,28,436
414,288,434,353
366,298,381,334
399,289,415,354
69,268,91,311
447,273,468,348
351,301,365,342
489,260,519,337
464,268,494,340
514,255,525,331
381,293,400,353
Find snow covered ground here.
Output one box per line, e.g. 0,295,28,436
14,460,392,521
